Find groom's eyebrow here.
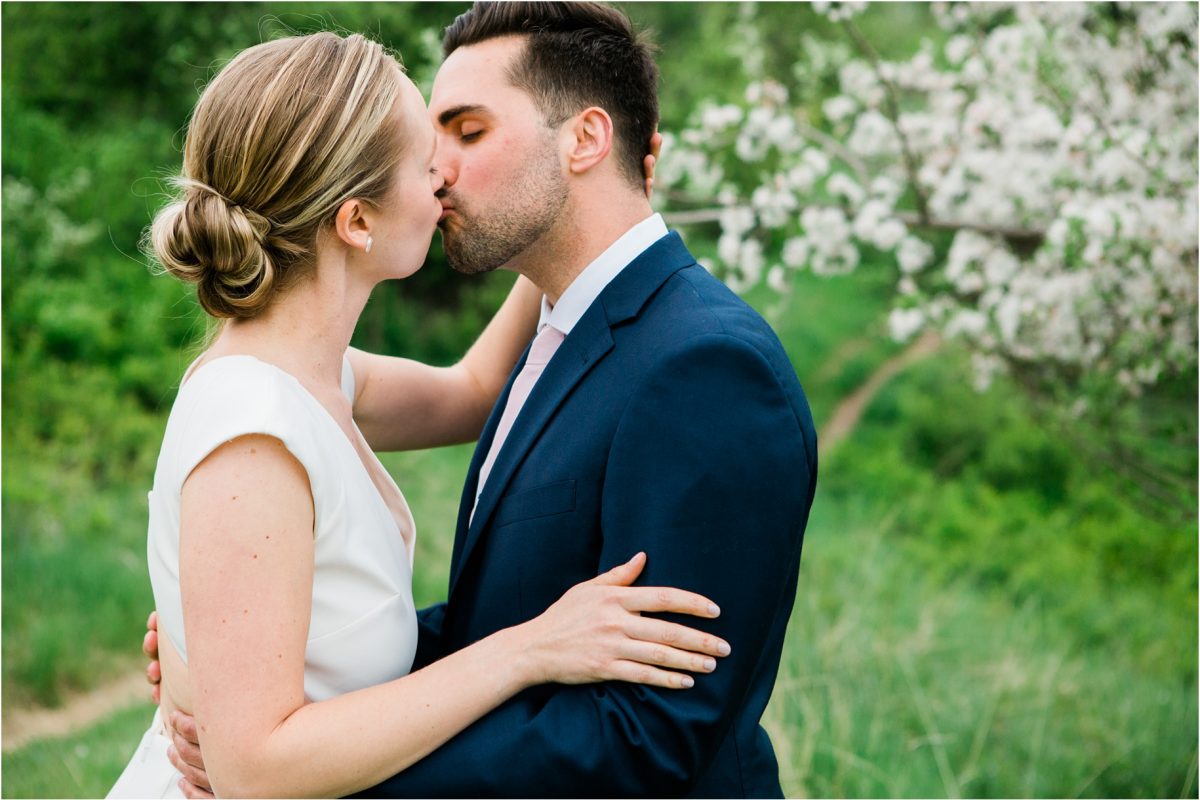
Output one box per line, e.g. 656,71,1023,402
437,104,489,128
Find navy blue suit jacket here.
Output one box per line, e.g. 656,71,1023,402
363,233,817,797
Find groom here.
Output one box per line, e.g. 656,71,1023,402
159,2,817,796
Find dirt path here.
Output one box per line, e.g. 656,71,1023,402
3,330,942,752
2,667,151,752
819,329,942,457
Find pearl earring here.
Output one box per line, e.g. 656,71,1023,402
365,236,374,254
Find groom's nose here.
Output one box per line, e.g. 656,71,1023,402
432,138,458,188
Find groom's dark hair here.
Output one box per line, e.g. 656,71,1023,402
443,1,659,189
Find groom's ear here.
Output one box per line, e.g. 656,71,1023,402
333,197,372,254
564,106,614,176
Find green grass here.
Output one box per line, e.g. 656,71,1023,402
2,469,156,708
769,447,1197,798
1,703,157,799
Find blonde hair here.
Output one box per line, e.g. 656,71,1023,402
149,32,407,318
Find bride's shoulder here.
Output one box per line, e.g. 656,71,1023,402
156,355,324,488
174,354,295,410
163,355,321,448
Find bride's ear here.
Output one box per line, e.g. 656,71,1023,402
333,197,373,254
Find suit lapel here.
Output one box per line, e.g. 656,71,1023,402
448,346,527,581
448,312,614,599
447,232,697,600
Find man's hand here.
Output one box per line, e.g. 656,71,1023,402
145,611,213,797
643,129,663,200
168,711,214,799
144,611,161,705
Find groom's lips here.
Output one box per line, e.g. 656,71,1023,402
438,206,455,223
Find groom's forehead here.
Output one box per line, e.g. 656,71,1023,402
430,36,527,116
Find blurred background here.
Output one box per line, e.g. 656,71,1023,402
2,3,1196,797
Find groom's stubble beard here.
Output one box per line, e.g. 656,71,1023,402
438,141,569,275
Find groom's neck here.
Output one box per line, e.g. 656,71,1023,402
511,184,654,305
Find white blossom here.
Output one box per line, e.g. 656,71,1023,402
767,265,789,294
656,1,1198,401
888,307,925,342
847,109,900,156
824,95,857,123
782,236,810,269
944,34,973,65
827,173,866,206
898,236,934,273
812,1,867,23
751,182,799,228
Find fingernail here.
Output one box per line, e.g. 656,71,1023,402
708,603,720,616
703,657,717,672
681,675,695,688
717,641,731,656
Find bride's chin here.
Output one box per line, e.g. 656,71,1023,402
388,231,438,280
392,257,426,280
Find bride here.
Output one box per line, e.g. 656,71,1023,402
109,31,727,798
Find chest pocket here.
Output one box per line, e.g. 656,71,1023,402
494,479,577,528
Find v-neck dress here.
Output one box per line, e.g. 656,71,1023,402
109,355,418,798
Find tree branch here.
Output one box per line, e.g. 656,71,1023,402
663,204,1046,250
795,119,872,188
842,19,933,224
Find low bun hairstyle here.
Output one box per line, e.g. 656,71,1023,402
148,33,407,319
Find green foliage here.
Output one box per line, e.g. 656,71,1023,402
827,351,1197,687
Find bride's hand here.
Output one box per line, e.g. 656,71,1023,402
643,129,663,200
518,552,730,690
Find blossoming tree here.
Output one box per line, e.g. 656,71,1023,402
657,2,1198,411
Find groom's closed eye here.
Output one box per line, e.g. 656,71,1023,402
458,122,485,143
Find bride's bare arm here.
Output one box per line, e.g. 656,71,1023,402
347,275,540,452
179,434,726,799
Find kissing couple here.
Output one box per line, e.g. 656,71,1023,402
112,2,817,797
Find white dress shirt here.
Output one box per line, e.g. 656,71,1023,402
537,212,669,335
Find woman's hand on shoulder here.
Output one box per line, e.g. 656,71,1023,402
518,553,731,690
643,129,663,200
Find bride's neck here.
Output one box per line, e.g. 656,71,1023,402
209,255,375,389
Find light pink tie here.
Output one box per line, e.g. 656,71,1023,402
474,325,566,509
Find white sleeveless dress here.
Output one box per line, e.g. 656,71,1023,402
108,355,419,798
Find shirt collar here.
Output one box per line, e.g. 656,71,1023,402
538,213,669,335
